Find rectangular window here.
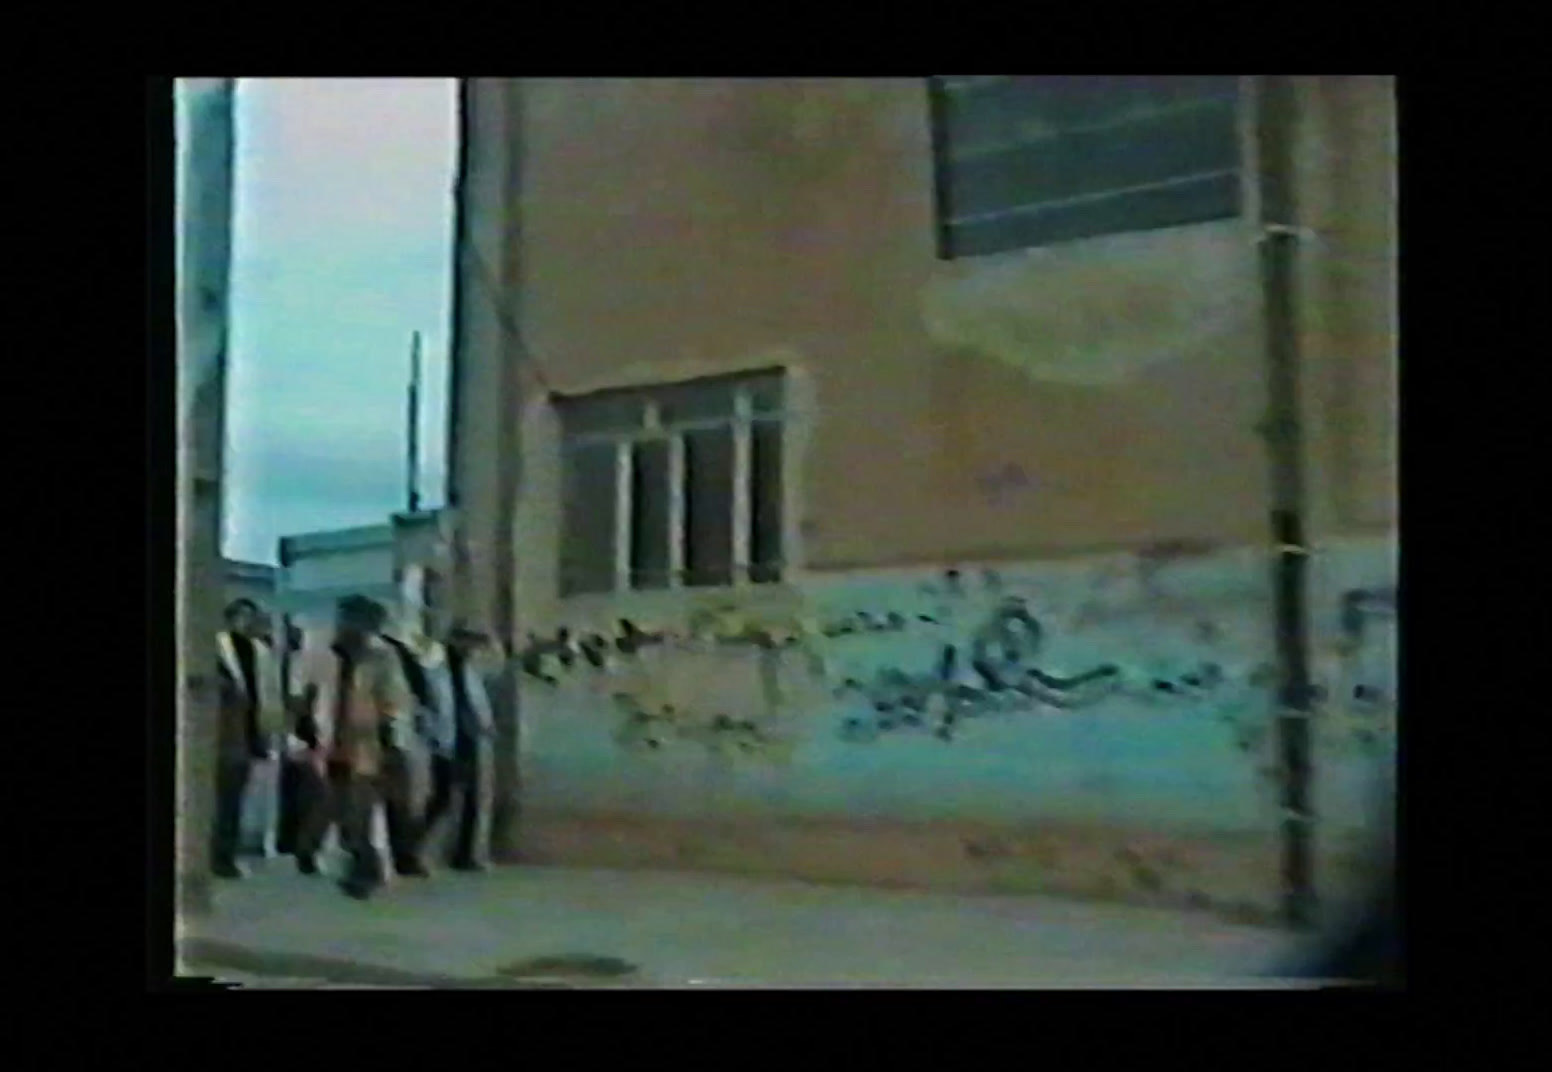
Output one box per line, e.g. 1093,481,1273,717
749,419,783,584
683,427,735,587
555,370,787,596
630,439,671,590
930,76,1242,258
559,441,619,596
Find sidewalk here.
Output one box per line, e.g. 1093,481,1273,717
177,858,1313,988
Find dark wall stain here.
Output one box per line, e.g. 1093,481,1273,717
1115,846,1167,895
976,463,1033,506
1341,586,1396,647
963,836,1011,862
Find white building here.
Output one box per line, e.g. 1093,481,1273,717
275,509,447,646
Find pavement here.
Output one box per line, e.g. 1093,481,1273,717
176,855,1330,988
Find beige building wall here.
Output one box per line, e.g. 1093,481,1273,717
1287,77,1397,538
446,78,1397,908
455,77,1394,597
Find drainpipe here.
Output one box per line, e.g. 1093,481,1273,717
1254,75,1318,931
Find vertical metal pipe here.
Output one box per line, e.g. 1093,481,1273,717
1255,75,1318,931
408,331,422,514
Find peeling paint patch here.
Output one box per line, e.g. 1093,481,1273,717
920,222,1254,385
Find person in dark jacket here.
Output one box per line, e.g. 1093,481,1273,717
212,599,285,879
275,620,306,858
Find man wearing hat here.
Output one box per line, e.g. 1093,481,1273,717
290,595,415,899
422,623,498,871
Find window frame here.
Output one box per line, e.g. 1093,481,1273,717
555,370,788,598
928,76,1244,260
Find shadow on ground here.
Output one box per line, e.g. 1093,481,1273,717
179,938,601,989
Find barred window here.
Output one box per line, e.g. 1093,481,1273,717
930,76,1242,258
556,370,786,596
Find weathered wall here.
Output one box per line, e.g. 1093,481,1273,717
446,79,521,639
1289,76,1397,536
500,76,1393,577
176,77,237,916
511,538,1395,920
447,77,1398,916
510,78,1294,571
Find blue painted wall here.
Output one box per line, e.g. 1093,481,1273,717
515,539,1395,849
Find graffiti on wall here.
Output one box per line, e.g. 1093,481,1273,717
828,565,1398,752
515,604,839,760
819,559,1251,744
834,594,1131,743
511,559,1397,759
1325,585,1397,754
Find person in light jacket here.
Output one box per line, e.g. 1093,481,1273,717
213,599,287,879
291,595,415,900
275,620,307,857
422,624,498,872
376,620,440,877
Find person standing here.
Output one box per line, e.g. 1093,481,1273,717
291,596,415,900
275,619,307,858
376,615,438,878
423,624,497,872
239,610,286,858
213,599,286,879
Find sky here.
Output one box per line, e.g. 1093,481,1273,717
224,78,457,565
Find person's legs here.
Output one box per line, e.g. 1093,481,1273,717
420,754,454,862
243,756,281,857
276,757,303,856
337,769,384,898
293,760,339,874
450,737,486,870
471,737,495,867
211,758,250,877
380,749,426,876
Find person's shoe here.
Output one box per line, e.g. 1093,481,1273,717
394,859,430,878
296,854,319,876
449,859,486,873
338,877,377,901
213,859,243,879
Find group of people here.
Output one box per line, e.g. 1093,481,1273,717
213,594,497,900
